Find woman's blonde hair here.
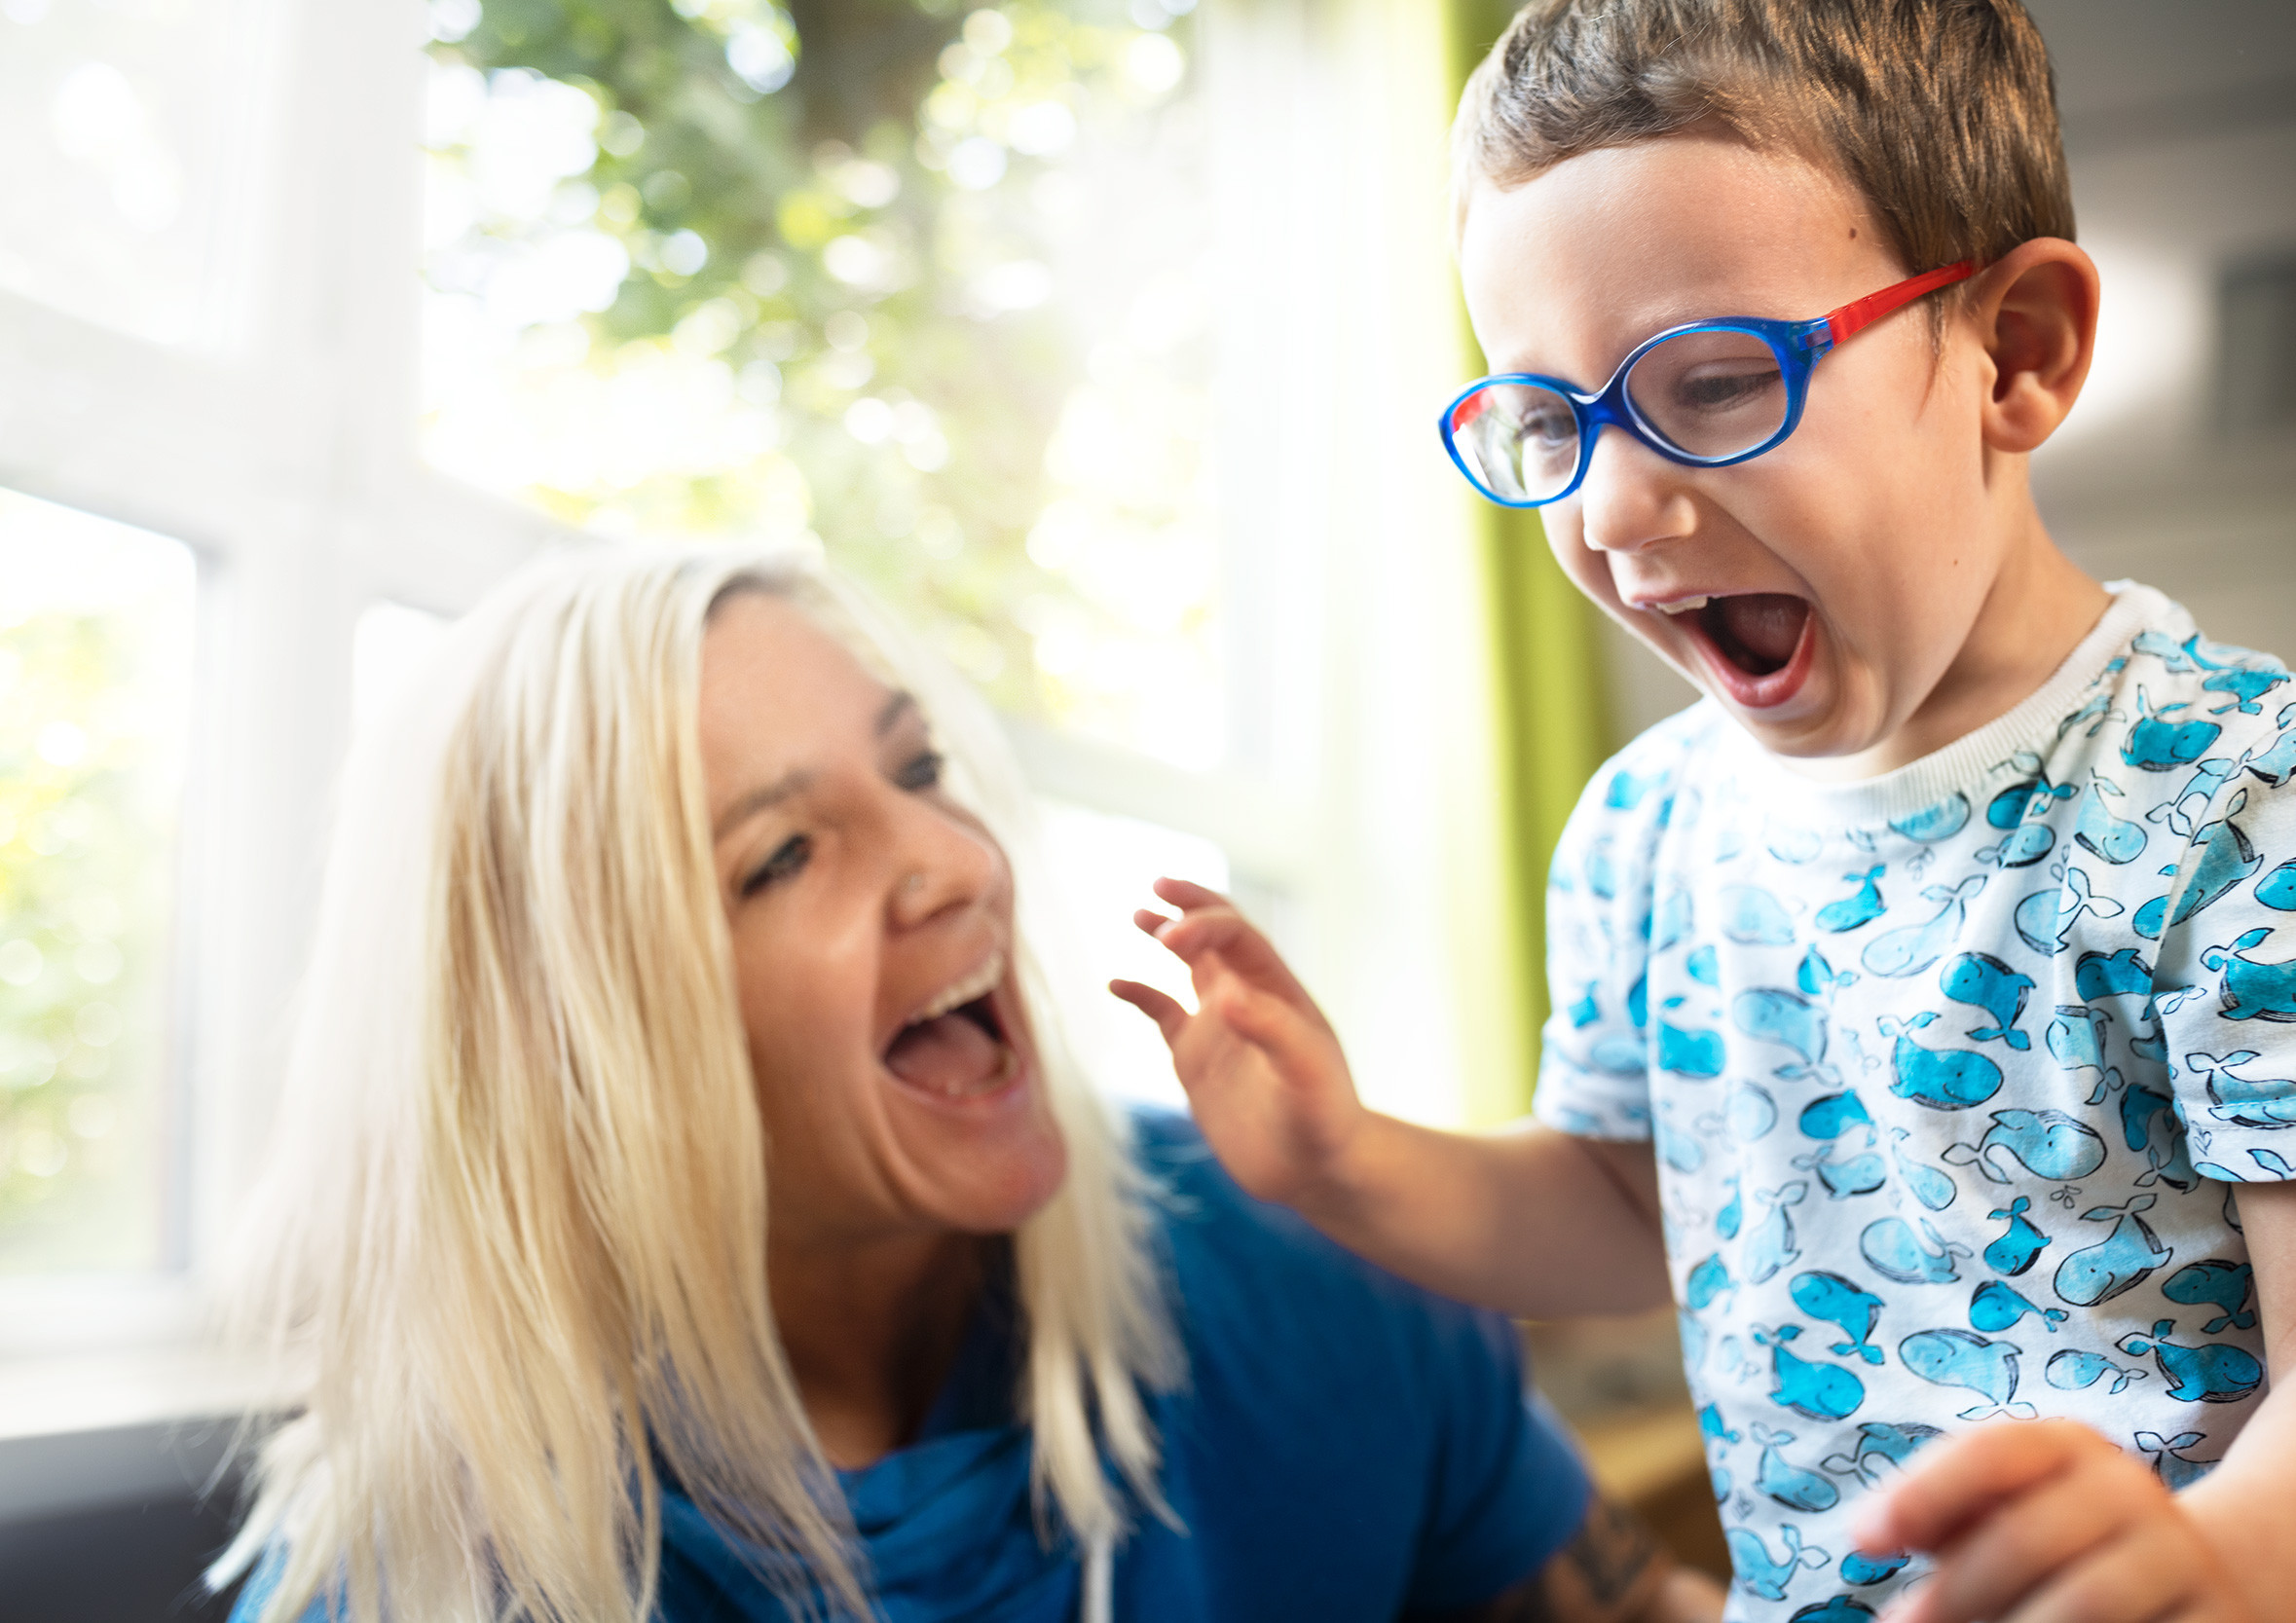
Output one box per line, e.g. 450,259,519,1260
213,543,1179,1622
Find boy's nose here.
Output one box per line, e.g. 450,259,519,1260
1574,427,1698,556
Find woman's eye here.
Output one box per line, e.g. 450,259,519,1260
740,833,812,897
895,750,944,793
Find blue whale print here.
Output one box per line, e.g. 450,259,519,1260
1789,1596,1879,1623
1686,942,1721,983
1791,1271,1887,1365
2118,1083,2202,1192
1980,821,2056,869
2045,1001,2111,1073
2256,859,2296,910
1939,952,2033,1049
2123,686,2223,771
1697,1402,1740,1446
1606,767,1665,809
2151,756,2240,838
2241,702,2296,787
1888,1126,1959,1210
1656,1108,1704,1173
1722,884,1798,945
2075,945,2153,1001
1754,1322,1867,1421
1889,793,1971,845
1744,1182,1810,1283
2203,928,2296,1022
2135,1430,2221,1493
1818,1420,1943,1487
1751,1421,1841,1512
1970,1278,2067,1335
1986,769,2074,831
1943,1109,2106,1186
1766,816,1824,865
1725,1081,1780,1143
2116,1318,2264,1404
2046,1348,2147,1396
1686,1252,1735,1310
1717,1176,1745,1240
1794,1140,1887,1200
1652,885,1695,952
1734,986,1832,1081
1724,1523,1832,1603
1816,865,1887,933
2185,1050,2296,1127
1881,1012,2004,1111
1861,1216,1972,1285
1982,1196,2052,1276
1797,943,1857,999
2074,776,2149,864
1800,1091,1875,1143
2055,1194,2171,1308
2161,1260,2257,1334
1840,1551,1910,1587
2016,867,2122,956
2170,789,2261,926
1900,1327,2036,1420
1658,1016,1726,1078
1863,875,1987,978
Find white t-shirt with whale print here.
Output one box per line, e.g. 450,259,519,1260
1536,582,2296,1623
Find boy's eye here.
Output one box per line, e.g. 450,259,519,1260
740,833,812,898
1672,363,1783,412
895,749,944,793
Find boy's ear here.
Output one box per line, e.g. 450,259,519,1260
1971,238,2100,455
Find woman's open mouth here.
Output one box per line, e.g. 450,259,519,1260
882,950,1025,1104
1663,592,1816,709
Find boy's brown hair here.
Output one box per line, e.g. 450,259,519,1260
1456,0,2076,292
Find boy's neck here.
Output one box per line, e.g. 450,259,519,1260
1780,501,2110,785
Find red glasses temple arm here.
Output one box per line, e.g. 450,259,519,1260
1821,259,1978,348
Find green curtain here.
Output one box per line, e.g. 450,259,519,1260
1446,0,1618,1125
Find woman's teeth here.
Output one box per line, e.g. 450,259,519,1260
907,949,1007,1026
1653,596,1709,615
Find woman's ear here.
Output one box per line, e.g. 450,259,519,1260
1972,237,2100,454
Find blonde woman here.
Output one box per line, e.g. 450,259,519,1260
216,545,1718,1623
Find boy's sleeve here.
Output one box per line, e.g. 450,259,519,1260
2153,712,2296,1183
1530,755,1665,1140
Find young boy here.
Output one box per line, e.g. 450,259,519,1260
1111,3,2296,1620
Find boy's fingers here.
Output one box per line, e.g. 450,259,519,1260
1151,875,1229,910
1884,1456,2126,1623
1156,909,1318,1006
1857,1420,2102,1555
1108,978,1188,1046
1132,907,1175,938
1987,1512,2194,1623
1218,980,1334,1083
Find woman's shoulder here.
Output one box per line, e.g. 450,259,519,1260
1128,1109,1514,1371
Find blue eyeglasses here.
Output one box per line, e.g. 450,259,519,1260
1438,260,1977,508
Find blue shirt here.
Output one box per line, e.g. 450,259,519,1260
237,1111,1591,1622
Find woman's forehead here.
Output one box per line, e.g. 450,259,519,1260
698,596,908,796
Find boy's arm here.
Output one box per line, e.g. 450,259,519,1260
1112,878,1672,1319
1849,1181,2296,1623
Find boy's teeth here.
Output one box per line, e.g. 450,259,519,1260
1655,596,1709,616
911,949,1007,1024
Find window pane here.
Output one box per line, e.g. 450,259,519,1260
0,494,197,1274
420,0,1223,768
0,0,261,347
1033,797,1225,1106
352,600,451,734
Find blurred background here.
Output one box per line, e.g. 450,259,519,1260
0,1,2290,1617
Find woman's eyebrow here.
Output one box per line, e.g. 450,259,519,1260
713,768,813,842
876,690,918,737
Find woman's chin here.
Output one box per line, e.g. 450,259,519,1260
881,1058,1070,1232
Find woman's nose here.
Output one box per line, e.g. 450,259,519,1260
1574,427,1698,556
886,799,1001,929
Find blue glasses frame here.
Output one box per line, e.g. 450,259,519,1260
1438,260,1977,508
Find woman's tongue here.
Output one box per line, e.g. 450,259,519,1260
1704,593,1808,677
884,1011,1009,1099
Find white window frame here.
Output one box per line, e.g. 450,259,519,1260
0,0,1503,1457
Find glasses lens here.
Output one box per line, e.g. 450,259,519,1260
1446,382,1580,503
1626,328,1789,461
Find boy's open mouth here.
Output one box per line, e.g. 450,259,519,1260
884,956,1020,1102
1697,593,1809,678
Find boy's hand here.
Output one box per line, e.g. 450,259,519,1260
1109,878,1366,1207
1852,1419,2254,1623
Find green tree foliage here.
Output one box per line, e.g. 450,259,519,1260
428,0,1213,739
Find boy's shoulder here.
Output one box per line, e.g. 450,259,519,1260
2095,584,2296,771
